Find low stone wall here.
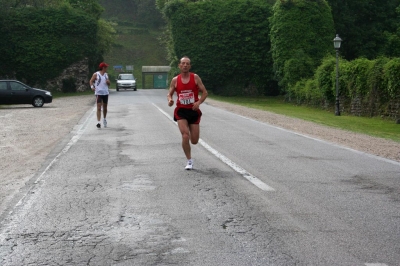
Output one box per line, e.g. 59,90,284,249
348,95,399,119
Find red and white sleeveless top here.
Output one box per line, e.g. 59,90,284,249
176,72,199,108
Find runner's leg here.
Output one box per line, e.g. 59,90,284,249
189,124,200,145
177,119,191,160
103,103,108,119
96,102,102,121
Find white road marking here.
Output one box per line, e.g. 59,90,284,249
154,104,275,192
13,107,95,209
365,264,388,266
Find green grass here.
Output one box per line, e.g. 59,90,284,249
209,95,400,142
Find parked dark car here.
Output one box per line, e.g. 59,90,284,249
0,80,52,107
116,73,137,91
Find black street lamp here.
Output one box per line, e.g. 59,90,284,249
333,34,342,116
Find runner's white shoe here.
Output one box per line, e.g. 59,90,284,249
103,119,107,128
185,159,193,170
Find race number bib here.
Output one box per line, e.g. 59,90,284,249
179,92,195,105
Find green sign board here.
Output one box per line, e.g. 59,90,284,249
153,74,168,89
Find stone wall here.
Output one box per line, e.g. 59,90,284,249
46,58,90,92
349,94,399,119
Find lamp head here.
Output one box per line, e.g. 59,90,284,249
333,34,342,50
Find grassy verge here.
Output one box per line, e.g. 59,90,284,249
209,95,400,142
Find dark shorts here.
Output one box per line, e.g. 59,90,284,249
174,107,202,124
96,95,109,104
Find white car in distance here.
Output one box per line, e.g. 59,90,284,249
116,73,137,91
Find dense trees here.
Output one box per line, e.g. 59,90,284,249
100,0,164,28
269,0,334,91
327,0,400,60
164,0,275,96
0,0,114,86
0,7,98,85
1,0,399,117
158,0,399,117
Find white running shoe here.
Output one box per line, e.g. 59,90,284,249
185,159,193,170
103,119,107,128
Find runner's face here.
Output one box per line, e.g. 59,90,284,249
179,59,191,73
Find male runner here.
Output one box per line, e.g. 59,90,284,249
89,62,110,128
167,56,208,170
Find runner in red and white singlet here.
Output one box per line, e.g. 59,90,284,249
167,56,208,170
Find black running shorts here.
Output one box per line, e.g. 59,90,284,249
174,107,202,124
96,95,109,104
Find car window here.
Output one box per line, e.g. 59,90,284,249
10,82,28,91
121,74,134,80
0,81,7,90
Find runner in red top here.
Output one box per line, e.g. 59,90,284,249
167,56,208,170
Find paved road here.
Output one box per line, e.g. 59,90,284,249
1,89,399,266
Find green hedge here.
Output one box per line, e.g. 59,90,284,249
269,0,334,91
164,0,276,96
289,56,400,118
0,6,98,87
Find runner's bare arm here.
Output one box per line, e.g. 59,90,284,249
89,73,97,91
193,74,208,110
167,77,177,107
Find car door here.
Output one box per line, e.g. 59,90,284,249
9,81,31,104
0,81,10,104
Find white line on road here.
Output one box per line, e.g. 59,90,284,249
365,264,388,266
154,104,275,192
13,107,95,209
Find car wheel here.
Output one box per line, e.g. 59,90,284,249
134,88,137,91
32,96,44,107
116,87,119,91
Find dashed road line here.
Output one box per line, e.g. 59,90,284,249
154,103,275,192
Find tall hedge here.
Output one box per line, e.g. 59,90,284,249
290,56,400,118
0,6,98,86
269,0,335,91
164,0,276,96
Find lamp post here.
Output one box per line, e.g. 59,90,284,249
333,34,342,116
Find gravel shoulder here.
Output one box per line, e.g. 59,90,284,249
205,98,400,163
0,95,95,219
1,95,399,220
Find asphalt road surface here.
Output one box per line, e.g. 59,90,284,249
1,89,399,266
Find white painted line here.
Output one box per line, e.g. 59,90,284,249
33,107,95,184
13,107,95,208
153,104,275,192
199,139,275,191
365,264,388,266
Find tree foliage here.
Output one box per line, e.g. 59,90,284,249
0,6,98,85
269,0,335,91
327,0,400,60
100,0,164,28
163,0,276,96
